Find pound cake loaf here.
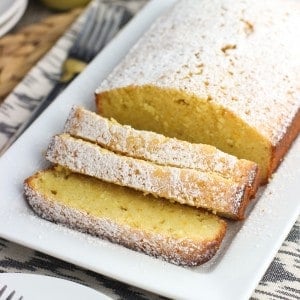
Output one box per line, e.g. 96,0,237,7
64,106,260,196
95,0,300,183
46,134,254,219
24,166,227,266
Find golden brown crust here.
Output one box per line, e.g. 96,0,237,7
268,108,300,182
233,164,261,220
245,164,261,200
95,92,105,115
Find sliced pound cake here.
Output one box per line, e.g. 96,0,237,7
24,166,227,266
64,106,260,196
95,0,300,182
46,133,256,219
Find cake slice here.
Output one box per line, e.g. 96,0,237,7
95,0,300,183
24,166,227,266
46,134,254,219
64,106,260,196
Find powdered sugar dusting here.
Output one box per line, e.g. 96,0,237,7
96,0,300,145
46,134,246,218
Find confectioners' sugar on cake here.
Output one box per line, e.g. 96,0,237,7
24,167,227,266
95,0,300,182
64,106,260,195
46,134,253,219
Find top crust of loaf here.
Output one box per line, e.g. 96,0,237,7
95,0,300,146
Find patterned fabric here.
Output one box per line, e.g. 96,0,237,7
252,219,300,300
0,0,299,299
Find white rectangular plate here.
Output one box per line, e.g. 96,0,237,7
0,1,299,299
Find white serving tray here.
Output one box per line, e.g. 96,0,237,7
0,1,299,299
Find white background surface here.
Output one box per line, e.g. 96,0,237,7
0,0,299,299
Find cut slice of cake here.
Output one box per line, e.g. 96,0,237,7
95,0,300,183
46,134,255,219
24,166,227,266
64,106,260,196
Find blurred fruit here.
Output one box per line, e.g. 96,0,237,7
40,0,91,10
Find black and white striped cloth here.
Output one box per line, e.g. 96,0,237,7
0,1,299,299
